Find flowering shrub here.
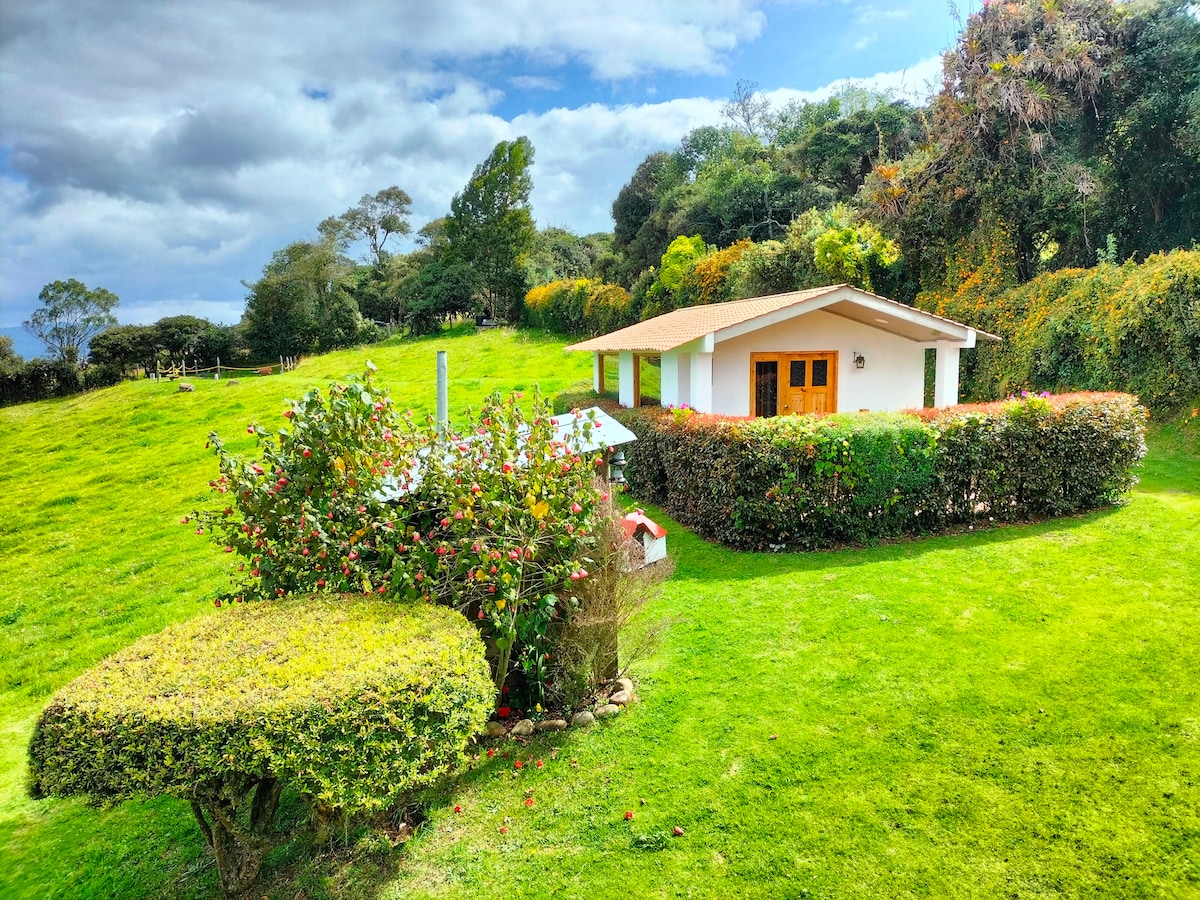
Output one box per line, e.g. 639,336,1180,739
921,248,1200,409
559,391,1146,550
196,368,608,705
524,278,632,336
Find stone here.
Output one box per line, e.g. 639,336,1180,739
571,710,595,727
595,703,621,719
178,382,195,392
609,689,632,706
485,721,507,737
615,677,634,695
535,719,568,732
510,718,535,737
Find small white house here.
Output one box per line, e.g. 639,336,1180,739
567,284,999,415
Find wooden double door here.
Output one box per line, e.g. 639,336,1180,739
750,351,838,417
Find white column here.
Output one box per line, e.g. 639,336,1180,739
934,344,961,408
676,353,692,406
593,353,603,393
691,352,714,413
660,351,680,407
618,351,636,408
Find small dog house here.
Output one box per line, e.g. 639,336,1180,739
621,510,667,565
568,284,1000,415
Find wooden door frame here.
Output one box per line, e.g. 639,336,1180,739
749,351,839,416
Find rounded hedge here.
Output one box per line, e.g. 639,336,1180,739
29,595,493,815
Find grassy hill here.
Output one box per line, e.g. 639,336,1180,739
1,328,1198,898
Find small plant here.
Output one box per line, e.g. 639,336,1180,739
547,490,672,711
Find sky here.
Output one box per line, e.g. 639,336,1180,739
0,0,965,344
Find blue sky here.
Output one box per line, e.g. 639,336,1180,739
0,0,962,343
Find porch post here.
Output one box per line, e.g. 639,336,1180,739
660,351,680,407
690,352,714,413
676,353,692,406
934,344,961,408
618,351,636,408
593,353,604,393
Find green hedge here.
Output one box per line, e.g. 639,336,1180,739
920,249,1200,409
524,278,632,336
556,390,1147,550
29,595,492,891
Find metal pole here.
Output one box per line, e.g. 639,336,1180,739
436,350,448,436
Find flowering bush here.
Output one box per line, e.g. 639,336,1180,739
196,367,609,705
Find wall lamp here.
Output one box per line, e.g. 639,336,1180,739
853,351,866,370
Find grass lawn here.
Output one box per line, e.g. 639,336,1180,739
1,330,1197,898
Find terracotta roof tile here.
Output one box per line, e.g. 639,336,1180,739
566,286,841,353
565,284,999,352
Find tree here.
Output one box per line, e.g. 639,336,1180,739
323,186,413,262
446,137,537,321
242,238,363,359
88,325,158,376
24,279,119,363
722,79,772,137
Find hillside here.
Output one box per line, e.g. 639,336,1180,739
2,328,1198,898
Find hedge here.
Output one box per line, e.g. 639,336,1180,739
920,248,1200,409
524,278,632,336
555,390,1147,551
29,595,492,892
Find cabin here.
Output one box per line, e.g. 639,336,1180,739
567,285,1000,415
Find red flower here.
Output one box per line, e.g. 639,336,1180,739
535,759,544,769
514,760,523,769
525,797,534,807
498,706,511,718
454,805,462,813
624,811,634,821
486,748,495,758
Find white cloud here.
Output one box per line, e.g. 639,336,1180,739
0,0,943,325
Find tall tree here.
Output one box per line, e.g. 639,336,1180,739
445,137,537,321
242,237,363,359
24,279,119,363
322,186,413,262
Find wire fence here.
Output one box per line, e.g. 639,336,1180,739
153,356,300,381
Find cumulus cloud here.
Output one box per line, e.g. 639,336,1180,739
0,0,940,326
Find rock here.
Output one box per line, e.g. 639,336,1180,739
510,718,535,737
485,721,507,737
609,689,632,706
178,382,195,392
571,710,595,727
535,719,568,732
615,677,634,695
595,703,621,719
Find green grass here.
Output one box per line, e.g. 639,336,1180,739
2,332,1198,898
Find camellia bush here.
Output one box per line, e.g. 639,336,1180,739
556,390,1147,550
28,596,492,894
195,367,610,705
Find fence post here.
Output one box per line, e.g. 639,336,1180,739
215,357,221,380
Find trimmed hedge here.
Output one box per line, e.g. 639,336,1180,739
555,389,1147,550
29,595,492,892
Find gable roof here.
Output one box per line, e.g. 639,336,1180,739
566,284,1000,354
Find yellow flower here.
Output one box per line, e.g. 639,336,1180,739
531,500,549,520
496,598,506,611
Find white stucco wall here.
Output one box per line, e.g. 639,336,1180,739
711,310,926,415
